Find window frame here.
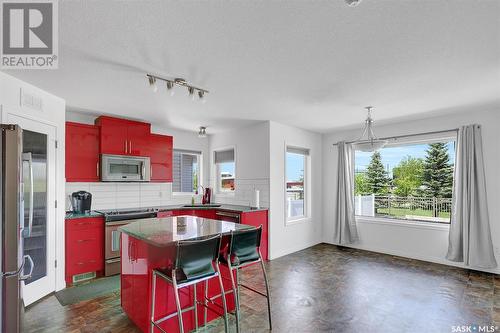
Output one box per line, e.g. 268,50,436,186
212,146,236,195
352,131,457,225
285,144,310,225
172,149,203,196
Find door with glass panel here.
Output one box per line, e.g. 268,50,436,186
5,113,56,305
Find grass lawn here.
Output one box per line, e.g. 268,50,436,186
377,207,450,219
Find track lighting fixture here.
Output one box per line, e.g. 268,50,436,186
148,75,158,92
198,126,207,138
146,74,209,101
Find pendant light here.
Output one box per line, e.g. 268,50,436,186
352,106,388,152
198,126,207,138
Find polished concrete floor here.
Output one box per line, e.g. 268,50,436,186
25,244,500,333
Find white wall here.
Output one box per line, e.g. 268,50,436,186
269,121,323,259
208,122,270,208
65,111,210,207
322,108,500,274
0,72,67,291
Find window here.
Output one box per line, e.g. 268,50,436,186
286,146,309,221
354,135,456,224
173,149,201,194
214,148,235,192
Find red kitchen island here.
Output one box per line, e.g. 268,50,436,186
119,216,253,333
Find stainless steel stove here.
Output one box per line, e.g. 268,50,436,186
96,207,158,276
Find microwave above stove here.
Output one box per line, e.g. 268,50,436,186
101,154,151,182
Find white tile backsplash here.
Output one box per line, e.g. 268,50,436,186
66,178,269,211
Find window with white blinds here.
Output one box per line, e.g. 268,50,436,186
214,148,235,192
173,149,201,193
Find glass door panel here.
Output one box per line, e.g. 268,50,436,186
22,130,47,284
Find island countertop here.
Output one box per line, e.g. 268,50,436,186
118,215,252,247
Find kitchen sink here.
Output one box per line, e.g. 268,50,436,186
182,204,222,208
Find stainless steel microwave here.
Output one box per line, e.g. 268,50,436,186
101,154,151,182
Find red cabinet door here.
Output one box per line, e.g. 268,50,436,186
65,217,104,285
65,122,100,182
127,123,151,157
193,209,217,219
240,210,269,260
149,134,173,182
95,116,128,155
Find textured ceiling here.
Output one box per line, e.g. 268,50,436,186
5,0,500,133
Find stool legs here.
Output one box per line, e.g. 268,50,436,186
193,283,199,330
259,253,272,330
150,271,157,333
172,270,184,333
227,262,241,333
215,263,229,332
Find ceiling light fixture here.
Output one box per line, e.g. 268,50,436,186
352,106,388,152
166,80,175,96
345,0,362,7
146,74,209,101
198,126,207,138
148,75,158,92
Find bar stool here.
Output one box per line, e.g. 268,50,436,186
219,225,272,332
150,234,229,333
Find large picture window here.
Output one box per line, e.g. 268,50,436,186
354,136,456,223
173,149,201,194
214,148,235,192
286,146,309,221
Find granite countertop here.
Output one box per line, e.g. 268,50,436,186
119,216,251,247
65,204,267,220
65,211,103,219
155,203,268,213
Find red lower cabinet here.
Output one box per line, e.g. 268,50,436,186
65,217,104,286
240,210,269,260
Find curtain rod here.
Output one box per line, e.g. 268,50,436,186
332,128,460,146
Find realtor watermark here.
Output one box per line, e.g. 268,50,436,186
1,0,58,69
451,325,499,333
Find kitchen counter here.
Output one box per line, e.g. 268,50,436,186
155,203,268,213
118,215,251,247
65,211,103,219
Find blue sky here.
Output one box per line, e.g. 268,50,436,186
355,141,456,175
287,153,304,181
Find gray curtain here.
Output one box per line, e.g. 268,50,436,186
334,142,358,244
446,124,497,268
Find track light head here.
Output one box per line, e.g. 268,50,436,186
198,126,207,138
188,86,196,100
166,81,175,96
148,75,158,92
198,90,206,103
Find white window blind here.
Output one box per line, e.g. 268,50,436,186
214,149,235,164
286,146,310,156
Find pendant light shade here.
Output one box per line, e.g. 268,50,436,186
352,106,388,152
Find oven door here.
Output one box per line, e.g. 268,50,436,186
101,154,150,182
105,221,125,260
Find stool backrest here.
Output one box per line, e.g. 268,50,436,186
175,235,221,280
229,225,262,265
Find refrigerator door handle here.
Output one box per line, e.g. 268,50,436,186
1,254,28,278
19,255,34,281
22,152,34,238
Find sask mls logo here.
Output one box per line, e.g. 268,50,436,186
1,0,58,69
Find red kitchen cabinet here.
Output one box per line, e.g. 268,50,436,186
65,217,104,286
65,122,100,182
95,116,150,156
193,209,217,219
149,134,173,182
241,210,269,260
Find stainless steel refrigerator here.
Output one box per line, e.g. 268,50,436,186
1,124,34,333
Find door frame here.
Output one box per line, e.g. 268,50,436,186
1,108,60,305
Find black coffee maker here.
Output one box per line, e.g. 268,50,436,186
71,191,92,213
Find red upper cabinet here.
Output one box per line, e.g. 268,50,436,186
149,134,173,182
95,116,150,156
66,122,100,182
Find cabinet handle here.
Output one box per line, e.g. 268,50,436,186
129,140,132,154
150,165,153,178
124,140,128,154
96,161,99,177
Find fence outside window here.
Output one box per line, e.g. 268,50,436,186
355,195,452,223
